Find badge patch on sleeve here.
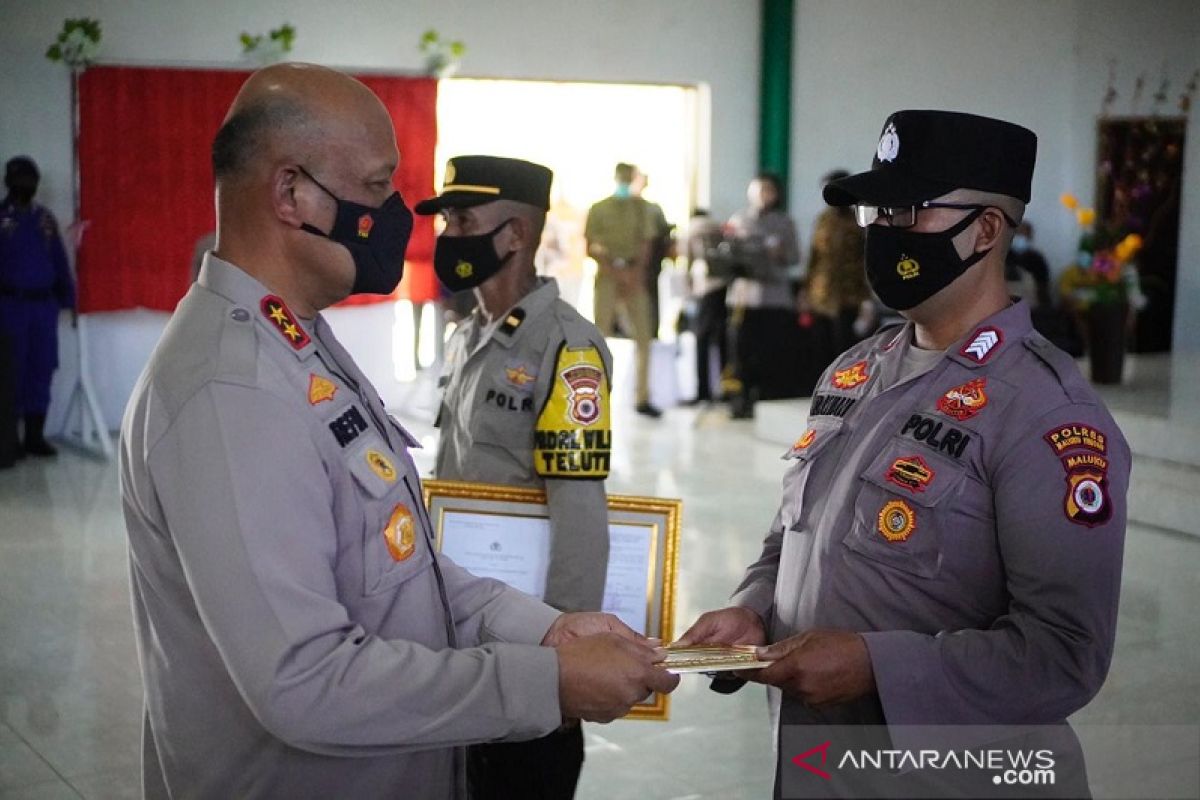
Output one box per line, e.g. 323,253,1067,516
793,428,817,450
383,503,416,561
1064,470,1112,527
831,360,870,390
535,344,611,478
1043,424,1107,456
877,499,917,542
937,378,988,421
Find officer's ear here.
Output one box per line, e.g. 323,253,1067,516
271,166,322,231
973,207,1009,254
504,214,533,253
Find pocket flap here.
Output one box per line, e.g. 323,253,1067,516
782,419,844,461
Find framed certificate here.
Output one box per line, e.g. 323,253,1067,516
422,479,681,721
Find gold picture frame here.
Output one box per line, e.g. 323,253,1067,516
422,479,681,721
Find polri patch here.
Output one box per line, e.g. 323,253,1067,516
900,413,971,460
937,378,988,421
260,295,311,350
877,499,917,542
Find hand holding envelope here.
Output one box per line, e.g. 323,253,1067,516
545,612,680,723
678,607,876,705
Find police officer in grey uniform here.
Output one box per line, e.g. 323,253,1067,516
119,64,677,800
680,111,1129,798
417,156,613,799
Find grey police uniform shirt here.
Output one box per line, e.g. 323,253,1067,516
731,301,1129,771
120,254,563,800
435,277,612,613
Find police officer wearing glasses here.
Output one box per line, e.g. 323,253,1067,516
680,110,1129,798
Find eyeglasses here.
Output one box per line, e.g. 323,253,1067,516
854,202,1019,229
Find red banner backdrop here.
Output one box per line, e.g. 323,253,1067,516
76,65,438,313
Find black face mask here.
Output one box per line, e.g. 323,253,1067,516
433,219,515,291
298,167,414,296
864,208,987,311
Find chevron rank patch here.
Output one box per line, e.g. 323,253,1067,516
959,326,1002,364
260,295,311,350
535,344,611,479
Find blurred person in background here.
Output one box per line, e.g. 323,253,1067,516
723,172,800,419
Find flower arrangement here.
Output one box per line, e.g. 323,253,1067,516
240,24,296,64
45,18,102,71
1058,193,1145,310
419,29,465,78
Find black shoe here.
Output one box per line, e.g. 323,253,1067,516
680,396,707,407
635,403,662,418
24,414,57,457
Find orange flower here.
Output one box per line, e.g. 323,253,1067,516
1060,193,1079,210
1076,208,1096,227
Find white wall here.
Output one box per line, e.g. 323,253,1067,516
1,0,760,430
790,0,1198,279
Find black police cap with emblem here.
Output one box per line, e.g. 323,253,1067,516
414,155,552,215
824,110,1037,208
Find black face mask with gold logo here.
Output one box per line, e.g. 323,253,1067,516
433,218,515,291
864,207,987,310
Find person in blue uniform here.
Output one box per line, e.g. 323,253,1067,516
0,156,75,458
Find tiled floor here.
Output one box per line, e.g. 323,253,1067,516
0,375,1197,799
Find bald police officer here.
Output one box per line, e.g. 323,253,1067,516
680,110,1128,798
120,64,676,800
419,156,612,800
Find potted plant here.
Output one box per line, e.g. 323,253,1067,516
1057,193,1145,384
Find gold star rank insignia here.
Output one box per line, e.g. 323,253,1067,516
259,295,311,350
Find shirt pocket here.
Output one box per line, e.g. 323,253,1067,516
345,432,431,595
842,437,966,580
779,419,844,531
470,384,536,471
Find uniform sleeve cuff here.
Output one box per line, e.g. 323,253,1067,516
480,588,563,646
730,585,774,629
492,643,563,740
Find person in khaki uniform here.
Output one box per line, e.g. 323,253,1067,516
419,156,613,800
585,162,661,417
680,111,1129,798
119,65,677,800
